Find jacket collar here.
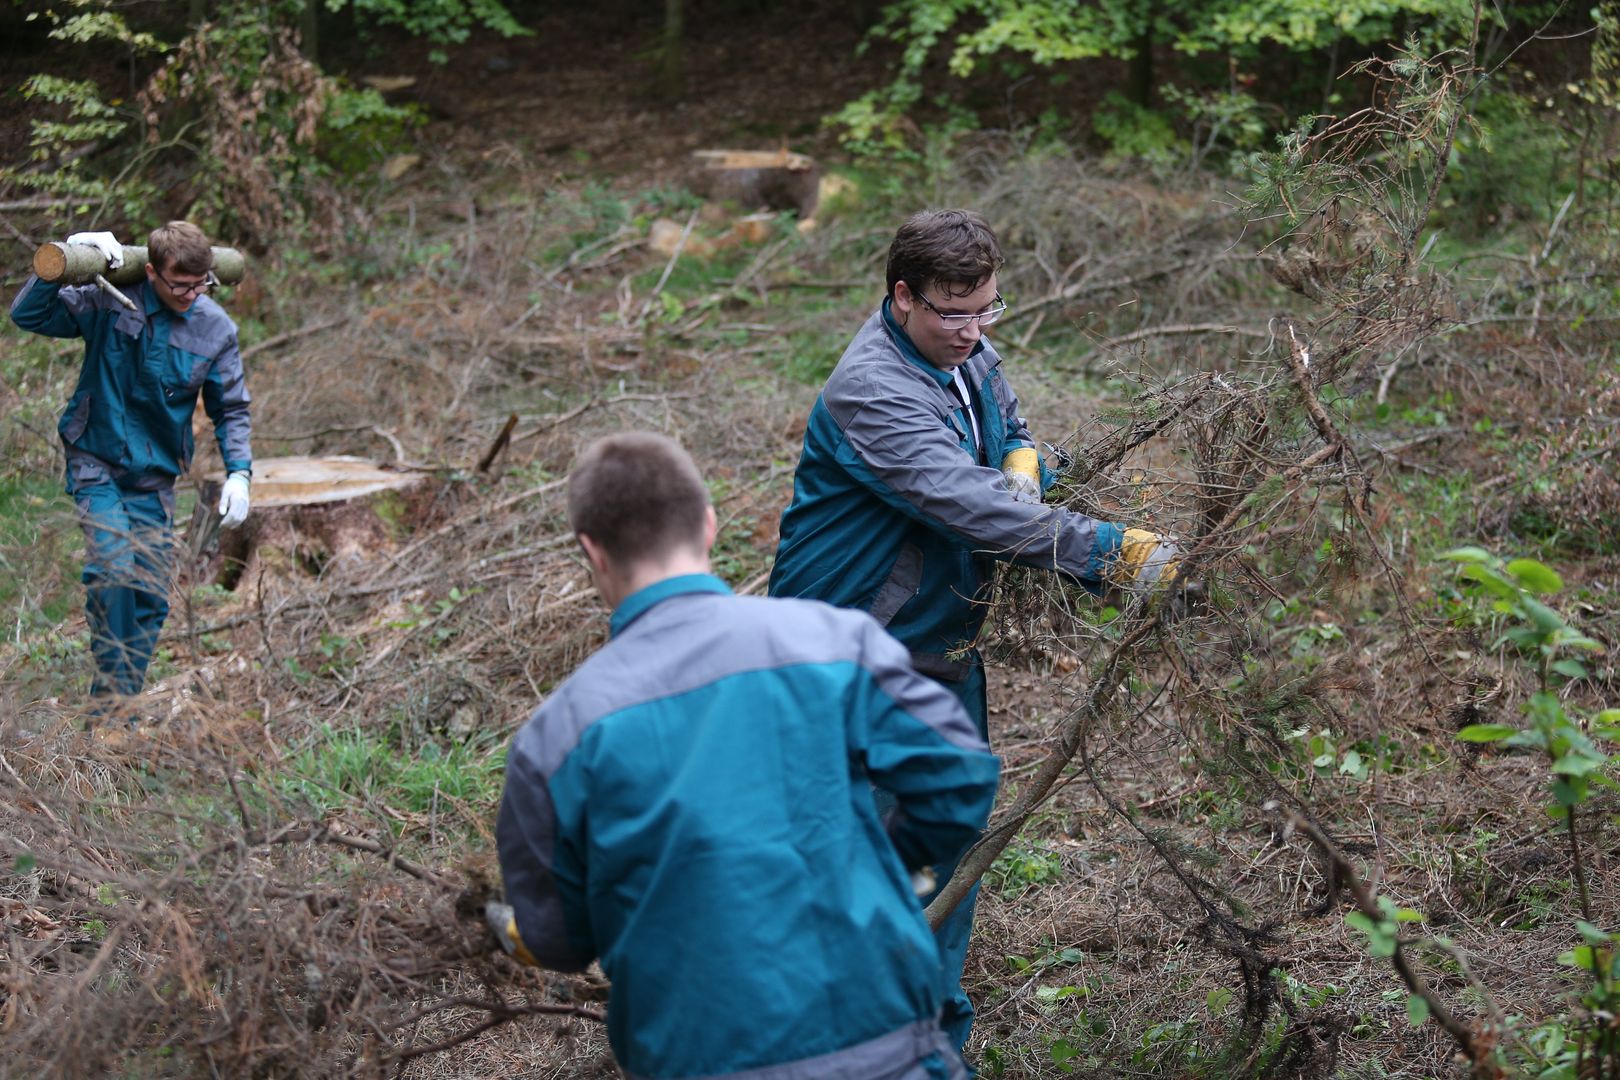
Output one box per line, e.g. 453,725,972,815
609,572,731,637
881,298,984,388
142,280,194,321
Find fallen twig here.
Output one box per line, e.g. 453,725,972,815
241,315,346,360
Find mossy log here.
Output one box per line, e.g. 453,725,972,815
31,241,247,286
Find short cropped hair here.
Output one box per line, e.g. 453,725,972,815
149,221,214,276
567,432,711,564
885,209,1005,300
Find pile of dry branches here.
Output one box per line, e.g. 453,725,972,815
948,34,1619,1077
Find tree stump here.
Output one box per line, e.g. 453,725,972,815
688,149,822,219
188,456,429,594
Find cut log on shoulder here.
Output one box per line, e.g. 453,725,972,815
689,149,821,219
32,242,247,287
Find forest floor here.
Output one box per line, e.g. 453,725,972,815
2,10,1618,1080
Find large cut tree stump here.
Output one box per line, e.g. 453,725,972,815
688,149,822,219
189,456,430,593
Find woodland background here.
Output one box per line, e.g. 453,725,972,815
0,0,1617,1076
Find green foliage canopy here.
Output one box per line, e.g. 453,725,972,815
867,0,1480,79
837,0,1484,152
332,0,530,48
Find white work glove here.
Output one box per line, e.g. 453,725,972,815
218,471,251,529
1003,469,1042,504
66,231,124,270
1111,529,1180,594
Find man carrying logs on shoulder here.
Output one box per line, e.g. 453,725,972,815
10,222,253,722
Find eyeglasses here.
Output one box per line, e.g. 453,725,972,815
155,269,218,298
913,288,1007,329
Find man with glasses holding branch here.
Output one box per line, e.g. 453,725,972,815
770,208,1180,1060
10,221,253,719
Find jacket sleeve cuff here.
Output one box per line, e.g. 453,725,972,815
1087,522,1124,581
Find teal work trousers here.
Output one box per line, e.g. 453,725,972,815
71,481,175,700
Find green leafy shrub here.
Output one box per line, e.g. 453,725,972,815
1091,92,1183,167
1441,547,1620,1073
317,85,424,176
1439,90,1582,237
348,0,530,62
0,8,165,222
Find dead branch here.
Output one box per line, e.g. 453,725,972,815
1287,813,1495,1073
927,614,1161,928
241,315,347,360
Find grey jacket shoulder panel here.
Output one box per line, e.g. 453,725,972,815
169,295,238,359
510,590,987,780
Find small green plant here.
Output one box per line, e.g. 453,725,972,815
1441,546,1620,1071
1309,728,1368,780
1005,942,1087,975
1160,84,1273,170
987,840,1065,899
317,85,424,176
315,633,359,678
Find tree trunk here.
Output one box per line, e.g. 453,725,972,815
301,0,320,64
1128,23,1154,107
32,242,247,286
661,0,684,99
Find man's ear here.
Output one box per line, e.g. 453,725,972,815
702,504,719,552
577,532,611,578
891,279,917,327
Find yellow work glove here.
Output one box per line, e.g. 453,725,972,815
1001,447,1042,505
485,900,538,966
1109,528,1181,593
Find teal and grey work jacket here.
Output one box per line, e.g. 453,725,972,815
770,303,1121,683
10,276,253,485
496,574,999,1080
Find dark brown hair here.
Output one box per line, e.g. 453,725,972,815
885,209,1005,299
148,221,213,276
567,432,711,564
